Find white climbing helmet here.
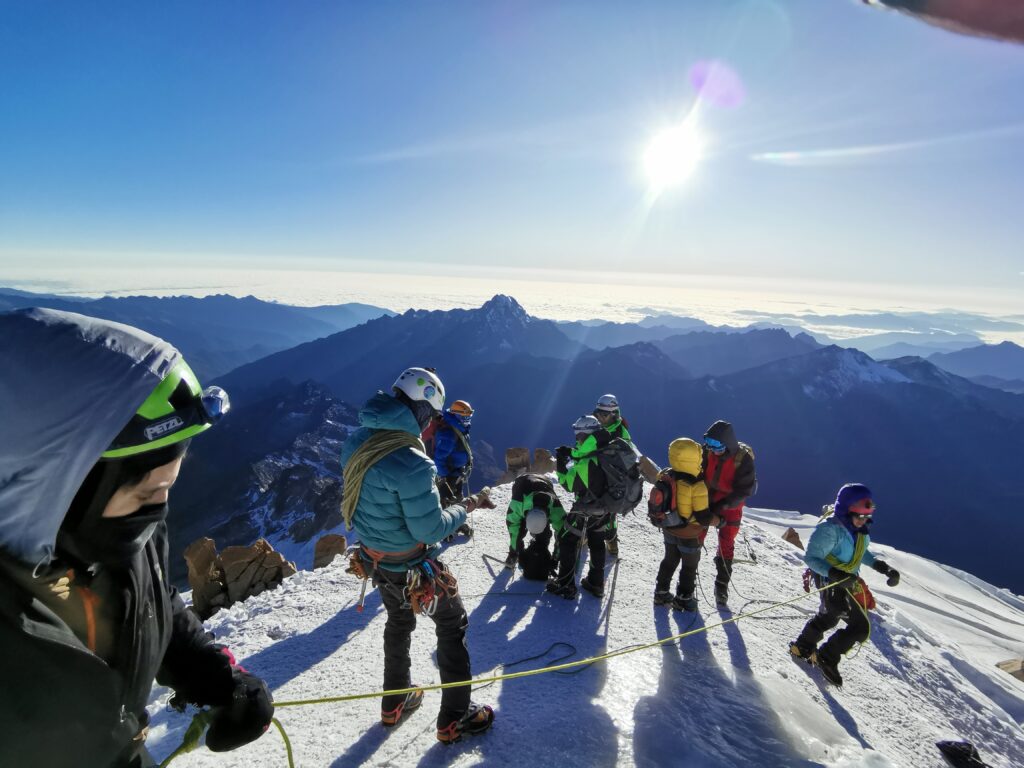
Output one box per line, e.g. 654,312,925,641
392,367,445,412
526,508,548,535
572,414,602,437
594,393,620,414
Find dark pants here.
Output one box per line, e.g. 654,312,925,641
437,476,464,507
555,512,609,587
796,579,870,665
655,534,702,596
374,564,471,722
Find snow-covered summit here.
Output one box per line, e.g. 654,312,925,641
802,346,910,399
148,483,1024,767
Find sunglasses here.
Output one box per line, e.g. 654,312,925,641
704,437,725,451
850,513,872,522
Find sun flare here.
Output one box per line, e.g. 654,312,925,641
642,123,705,194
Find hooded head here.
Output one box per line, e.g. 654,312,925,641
703,420,739,456
667,438,702,477
0,308,225,567
833,483,875,535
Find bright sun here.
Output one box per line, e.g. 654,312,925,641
642,122,705,194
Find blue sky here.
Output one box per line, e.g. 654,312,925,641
1,1,1022,308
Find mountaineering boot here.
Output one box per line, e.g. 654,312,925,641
713,555,732,605
381,688,424,726
672,592,698,612
580,575,604,598
437,702,494,744
789,641,815,662
653,590,673,606
606,534,619,557
714,581,729,605
546,577,577,600
503,548,518,570
810,651,843,687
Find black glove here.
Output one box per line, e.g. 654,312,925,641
827,567,849,584
206,672,274,752
555,445,572,462
167,645,274,752
872,560,900,586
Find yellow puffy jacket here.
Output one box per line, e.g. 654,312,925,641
664,438,711,539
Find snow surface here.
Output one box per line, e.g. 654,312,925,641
148,484,1024,767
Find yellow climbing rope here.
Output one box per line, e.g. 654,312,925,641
161,580,837,766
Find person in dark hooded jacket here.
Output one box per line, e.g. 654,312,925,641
0,308,273,768
702,420,757,604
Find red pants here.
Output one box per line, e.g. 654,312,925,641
699,506,743,559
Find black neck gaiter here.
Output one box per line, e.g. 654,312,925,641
57,443,186,568
59,503,168,566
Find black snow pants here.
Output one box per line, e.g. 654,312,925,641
796,576,870,665
374,563,471,723
555,511,609,587
655,533,702,596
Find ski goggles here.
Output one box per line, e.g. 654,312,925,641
848,498,876,518
704,437,726,452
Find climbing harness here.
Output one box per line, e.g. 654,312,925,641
406,558,459,617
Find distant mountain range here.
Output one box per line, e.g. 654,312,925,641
928,340,1024,380
8,290,1023,591
0,289,393,379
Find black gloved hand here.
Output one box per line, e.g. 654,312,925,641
872,559,900,586
555,445,572,462
206,672,274,752
827,567,849,584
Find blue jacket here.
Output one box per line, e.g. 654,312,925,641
433,412,471,478
340,392,467,570
804,519,876,578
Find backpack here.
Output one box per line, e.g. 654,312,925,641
519,538,556,581
647,472,677,527
594,437,644,516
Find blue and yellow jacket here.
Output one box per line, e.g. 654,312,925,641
804,519,876,579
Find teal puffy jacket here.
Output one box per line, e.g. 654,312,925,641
804,519,876,579
340,392,467,570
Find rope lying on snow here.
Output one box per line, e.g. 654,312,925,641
160,579,838,766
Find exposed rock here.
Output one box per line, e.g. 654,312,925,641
183,537,297,619
314,534,348,569
639,455,662,483
506,447,530,473
782,527,804,550
531,448,555,474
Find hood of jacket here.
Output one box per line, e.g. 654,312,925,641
704,420,739,455
668,438,702,476
0,308,180,566
441,410,470,434
357,391,421,435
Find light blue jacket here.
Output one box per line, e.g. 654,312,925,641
804,519,876,578
340,392,467,570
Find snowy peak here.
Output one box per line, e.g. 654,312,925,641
802,345,910,399
479,294,531,330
